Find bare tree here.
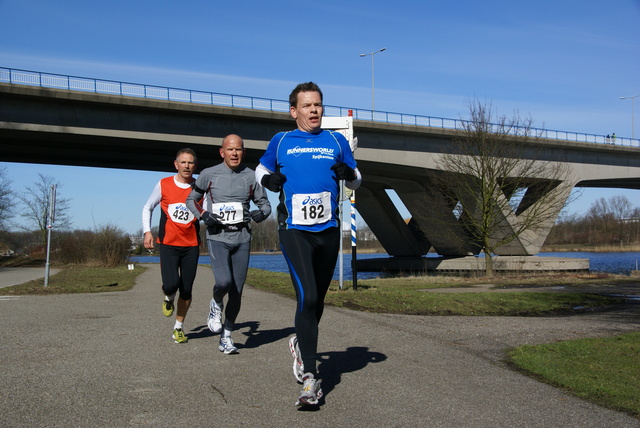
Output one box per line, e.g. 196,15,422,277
546,194,640,246
585,197,614,244
433,100,574,276
585,195,637,245
608,194,637,245
250,217,280,251
0,165,13,232
15,174,72,248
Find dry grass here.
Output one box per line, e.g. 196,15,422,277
540,244,640,252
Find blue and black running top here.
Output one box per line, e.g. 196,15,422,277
258,128,359,232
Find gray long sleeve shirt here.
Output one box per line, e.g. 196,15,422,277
186,162,271,244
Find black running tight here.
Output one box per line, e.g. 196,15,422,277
159,244,199,301
279,227,340,375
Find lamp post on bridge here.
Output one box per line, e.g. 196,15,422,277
620,94,639,140
360,48,386,115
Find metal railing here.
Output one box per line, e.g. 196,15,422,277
2,66,638,147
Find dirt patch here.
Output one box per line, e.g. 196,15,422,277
421,281,640,297
0,255,45,268
419,284,569,293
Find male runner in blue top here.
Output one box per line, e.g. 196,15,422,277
255,82,362,406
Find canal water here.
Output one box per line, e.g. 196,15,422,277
129,251,640,280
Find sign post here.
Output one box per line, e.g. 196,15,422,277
321,110,357,290
350,191,358,290
44,184,56,287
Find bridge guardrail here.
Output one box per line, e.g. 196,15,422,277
1,67,638,148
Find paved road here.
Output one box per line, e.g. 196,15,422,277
1,264,639,427
0,267,60,288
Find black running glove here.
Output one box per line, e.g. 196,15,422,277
261,172,287,192
250,210,267,223
201,211,223,226
331,162,357,181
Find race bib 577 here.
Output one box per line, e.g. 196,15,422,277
211,202,244,224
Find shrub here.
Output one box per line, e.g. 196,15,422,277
56,230,94,264
89,224,131,268
54,225,130,267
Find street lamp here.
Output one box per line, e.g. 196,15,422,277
360,47,386,113
620,94,640,139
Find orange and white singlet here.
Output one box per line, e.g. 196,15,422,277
142,175,200,247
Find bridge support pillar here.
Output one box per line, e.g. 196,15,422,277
358,171,577,260
393,176,479,256
356,180,430,257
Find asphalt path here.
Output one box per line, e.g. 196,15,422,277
1,264,639,427
0,267,60,288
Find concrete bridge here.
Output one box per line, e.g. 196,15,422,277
2,79,640,272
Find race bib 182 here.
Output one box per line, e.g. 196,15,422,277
291,192,331,225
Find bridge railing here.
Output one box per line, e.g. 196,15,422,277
2,67,638,148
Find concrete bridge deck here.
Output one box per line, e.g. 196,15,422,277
2,82,639,272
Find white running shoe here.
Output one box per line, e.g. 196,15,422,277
295,373,323,406
207,298,223,334
289,336,304,383
218,336,238,354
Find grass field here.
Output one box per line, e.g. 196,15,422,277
508,332,640,417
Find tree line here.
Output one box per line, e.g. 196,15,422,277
0,168,130,267
545,194,640,247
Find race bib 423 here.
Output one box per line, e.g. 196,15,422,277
168,203,193,224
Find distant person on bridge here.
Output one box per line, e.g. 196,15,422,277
255,82,362,406
186,134,271,355
142,148,201,344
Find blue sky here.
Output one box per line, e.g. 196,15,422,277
1,0,639,234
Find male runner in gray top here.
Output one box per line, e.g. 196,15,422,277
186,134,271,354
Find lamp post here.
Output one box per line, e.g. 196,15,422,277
360,48,386,114
620,94,640,139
